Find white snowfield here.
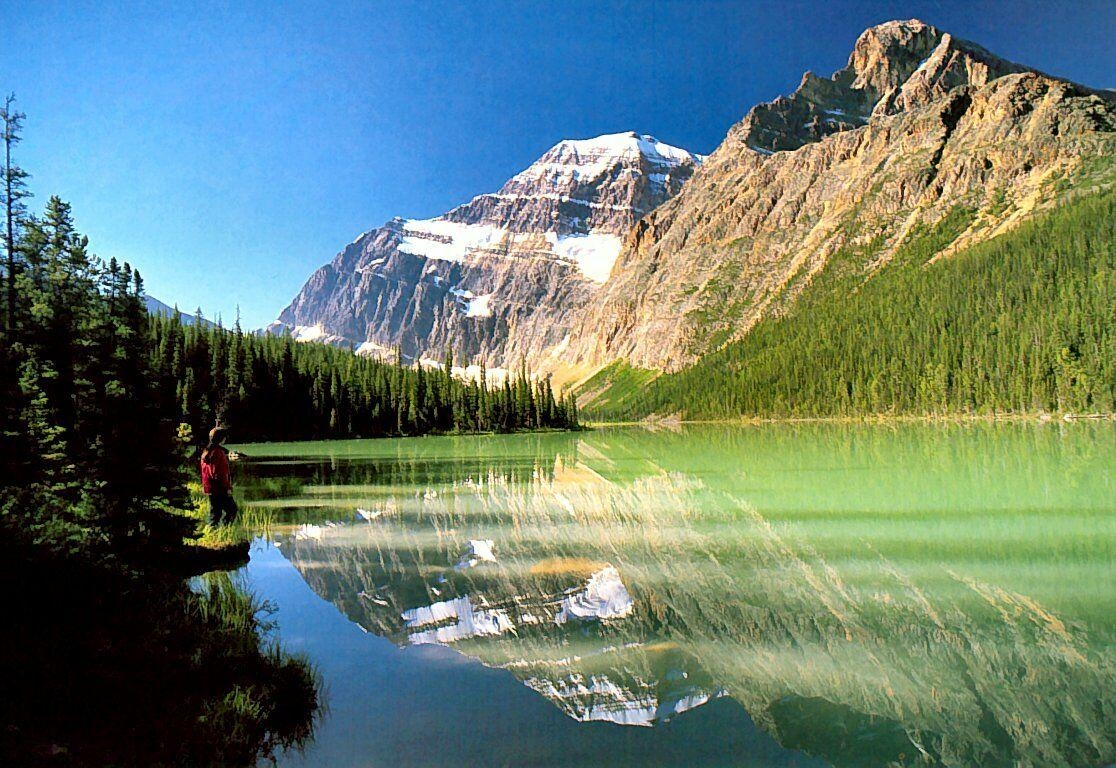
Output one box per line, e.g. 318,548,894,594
449,287,494,317
485,191,643,212
508,132,691,197
389,132,696,286
456,364,509,386
547,232,623,284
398,217,623,285
404,356,510,385
464,293,492,317
290,324,349,345
569,131,697,166
398,219,505,262
272,132,702,335
555,566,634,624
355,339,391,357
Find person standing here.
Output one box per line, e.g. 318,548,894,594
200,425,238,526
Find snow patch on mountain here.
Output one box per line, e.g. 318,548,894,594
549,232,623,284
560,132,696,166
290,324,350,345
397,216,623,284
464,293,493,317
355,340,391,357
398,219,505,262
273,129,701,368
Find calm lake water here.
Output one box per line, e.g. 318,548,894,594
232,422,1115,768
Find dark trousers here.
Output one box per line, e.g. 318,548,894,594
208,492,239,526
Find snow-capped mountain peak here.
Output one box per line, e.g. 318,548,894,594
510,131,700,188
551,131,698,165
272,130,701,366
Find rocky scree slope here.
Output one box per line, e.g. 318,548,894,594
271,133,700,368
562,19,1116,373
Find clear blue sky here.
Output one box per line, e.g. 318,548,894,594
4,0,1114,329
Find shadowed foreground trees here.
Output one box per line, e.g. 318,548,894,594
0,189,321,766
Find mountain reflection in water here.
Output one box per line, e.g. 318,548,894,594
238,423,1115,767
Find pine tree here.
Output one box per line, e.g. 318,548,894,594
1,94,30,332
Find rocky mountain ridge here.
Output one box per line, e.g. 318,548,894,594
561,19,1116,373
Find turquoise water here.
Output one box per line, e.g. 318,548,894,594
233,422,1115,767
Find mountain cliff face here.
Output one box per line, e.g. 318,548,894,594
563,19,1115,372
271,132,701,366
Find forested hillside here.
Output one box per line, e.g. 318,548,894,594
580,190,1115,420
151,316,578,443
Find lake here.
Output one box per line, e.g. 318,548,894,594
231,422,1115,767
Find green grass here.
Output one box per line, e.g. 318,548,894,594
577,360,661,417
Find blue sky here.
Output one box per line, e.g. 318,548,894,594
4,0,1114,329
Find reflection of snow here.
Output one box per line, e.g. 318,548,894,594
456,539,497,569
555,566,633,624
355,507,381,521
402,595,515,645
523,674,725,727
358,590,389,606
293,524,323,540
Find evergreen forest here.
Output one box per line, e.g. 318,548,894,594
581,190,1115,421
151,314,579,444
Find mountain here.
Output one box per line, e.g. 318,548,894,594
270,132,701,366
144,295,214,328
563,19,1115,374
273,19,1114,416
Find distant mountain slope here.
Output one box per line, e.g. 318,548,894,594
144,295,214,327
563,19,1116,373
271,132,701,365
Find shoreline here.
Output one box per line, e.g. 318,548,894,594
583,411,1115,428
226,412,1114,452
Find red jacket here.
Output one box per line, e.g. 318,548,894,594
201,446,232,494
